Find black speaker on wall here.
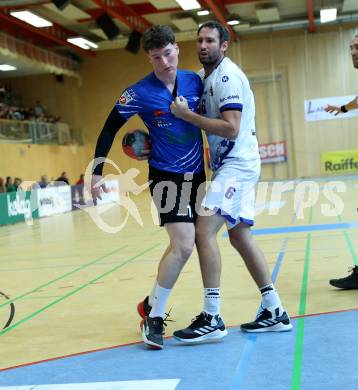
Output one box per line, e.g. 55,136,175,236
125,30,142,54
55,74,64,83
52,0,71,10
96,12,120,40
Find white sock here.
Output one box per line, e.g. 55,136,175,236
203,287,221,316
260,283,283,312
148,281,158,306
149,283,171,319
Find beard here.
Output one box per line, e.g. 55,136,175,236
353,58,358,69
198,49,221,65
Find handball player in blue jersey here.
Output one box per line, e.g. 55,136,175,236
91,25,206,349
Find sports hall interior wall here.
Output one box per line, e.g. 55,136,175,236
2,26,357,184
0,143,88,184
0,73,89,183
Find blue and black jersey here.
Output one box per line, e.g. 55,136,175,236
116,70,204,174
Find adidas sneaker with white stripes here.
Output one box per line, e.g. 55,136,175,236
240,306,293,333
173,312,228,343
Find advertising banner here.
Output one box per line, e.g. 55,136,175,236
304,95,358,122
79,179,120,208
95,180,120,205
37,185,72,217
0,190,38,226
321,149,358,174
259,141,286,164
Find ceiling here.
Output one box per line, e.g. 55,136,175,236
0,0,358,77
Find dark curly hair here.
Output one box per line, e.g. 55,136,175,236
142,25,176,53
197,21,230,45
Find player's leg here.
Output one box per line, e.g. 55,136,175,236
137,244,171,319
173,211,228,343
141,166,201,349
138,165,178,321
141,222,195,349
196,212,224,288
228,222,292,332
226,159,291,333
228,222,271,287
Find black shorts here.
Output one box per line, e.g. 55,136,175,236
149,165,206,226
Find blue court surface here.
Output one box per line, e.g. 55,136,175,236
0,309,357,390
224,221,358,236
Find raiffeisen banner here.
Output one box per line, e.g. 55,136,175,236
321,149,358,174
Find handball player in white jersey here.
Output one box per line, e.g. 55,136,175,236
170,21,292,341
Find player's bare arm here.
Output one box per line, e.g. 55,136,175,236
170,96,240,139
325,95,358,115
346,95,358,110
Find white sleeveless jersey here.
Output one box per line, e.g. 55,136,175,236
198,57,259,171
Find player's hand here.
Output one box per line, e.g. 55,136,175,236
325,104,342,116
170,96,190,119
90,175,108,205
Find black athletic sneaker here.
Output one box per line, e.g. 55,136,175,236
329,266,358,289
137,296,151,319
240,307,293,333
173,312,228,343
141,316,164,350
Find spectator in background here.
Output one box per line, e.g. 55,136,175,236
34,100,45,117
0,101,59,123
0,177,5,193
56,171,69,185
75,174,85,205
14,177,22,190
76,174,84,186
0,86,15,105
5,176,16,192
38,175,48,188
0,103,6,118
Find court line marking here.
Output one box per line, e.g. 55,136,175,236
291,233,311,390
0,246,128,308
1,307,356,373
343,231,358,265
0,244,160,336
291,210,358,389
228,237,289,390
228,193,309,389
253,222,358,235
223,221,358,237
0,380,181,390
291,307,358,319
338,215,358,266
290,205,313,390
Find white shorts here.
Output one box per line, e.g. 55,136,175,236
202,158,261,229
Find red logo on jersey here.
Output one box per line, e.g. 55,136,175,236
119,95,127,104
153,110,166,116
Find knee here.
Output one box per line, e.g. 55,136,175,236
229,228,252,252
195,225,211,246
173,241,195,262
229,231,247,251
229,233,239,249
